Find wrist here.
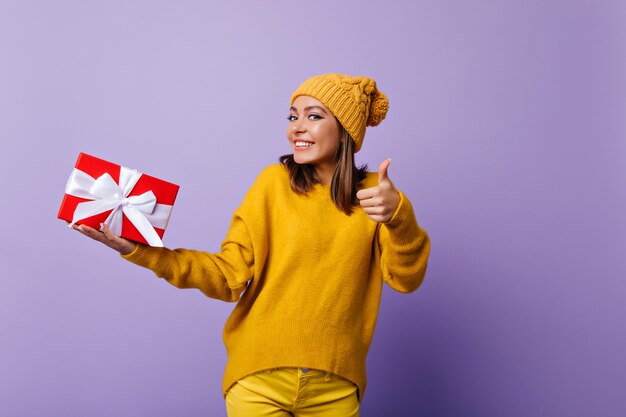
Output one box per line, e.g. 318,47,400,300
119,242,138,256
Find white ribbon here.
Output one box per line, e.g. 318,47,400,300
65,166,174,247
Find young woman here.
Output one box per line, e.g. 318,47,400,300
74,73,431,416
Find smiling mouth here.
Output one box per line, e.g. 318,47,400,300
294,141,314,149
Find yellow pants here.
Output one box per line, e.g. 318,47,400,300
225,367,360,417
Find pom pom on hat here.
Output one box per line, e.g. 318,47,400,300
367,90,389,127
290,73,389,153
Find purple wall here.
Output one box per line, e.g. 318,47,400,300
1,1,624,416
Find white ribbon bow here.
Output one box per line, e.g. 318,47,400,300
65,166,173,247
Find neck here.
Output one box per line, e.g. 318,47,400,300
315,162,336,186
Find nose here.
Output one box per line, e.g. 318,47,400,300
292,117,307,133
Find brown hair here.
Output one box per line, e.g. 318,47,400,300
279,125,369,215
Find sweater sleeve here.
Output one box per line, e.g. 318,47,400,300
119,207,254,302
117,165,277,302
377,190,431,293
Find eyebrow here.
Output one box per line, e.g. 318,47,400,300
289,105,328,115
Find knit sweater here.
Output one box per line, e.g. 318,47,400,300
120,163,430,399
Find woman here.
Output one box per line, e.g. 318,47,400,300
74,73,431,416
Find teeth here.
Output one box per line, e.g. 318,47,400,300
295,141,313,148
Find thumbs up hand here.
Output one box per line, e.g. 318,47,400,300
356,158,401,223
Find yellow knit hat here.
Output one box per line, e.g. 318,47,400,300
290,73,389,153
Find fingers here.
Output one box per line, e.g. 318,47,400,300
71,222,136,254
378,158,391,185
356,187,377,200
357,188,392,216
358,196,383,208
73,223,116,245
101,223,119,241
362,203,393,217
73,223,102,240
361,203,388,222
356,184,389,203
362,205,384,215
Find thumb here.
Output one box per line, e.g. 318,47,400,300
378,158,391,185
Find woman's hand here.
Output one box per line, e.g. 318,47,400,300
356,158,401,223
72,222,137,255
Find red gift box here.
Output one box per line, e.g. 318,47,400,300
58,152,180,247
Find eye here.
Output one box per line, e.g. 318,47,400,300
287,115,298,121
309,114,322,120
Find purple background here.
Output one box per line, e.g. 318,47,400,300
1,1,624,416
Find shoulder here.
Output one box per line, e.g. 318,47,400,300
236,164,287,213
244,163,289,196
253,163,288,185
259,162,288,177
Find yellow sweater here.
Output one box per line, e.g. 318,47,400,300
120,163,430,399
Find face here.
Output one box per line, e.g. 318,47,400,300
286,95,341,170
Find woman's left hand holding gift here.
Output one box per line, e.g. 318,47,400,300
71,222,137,255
